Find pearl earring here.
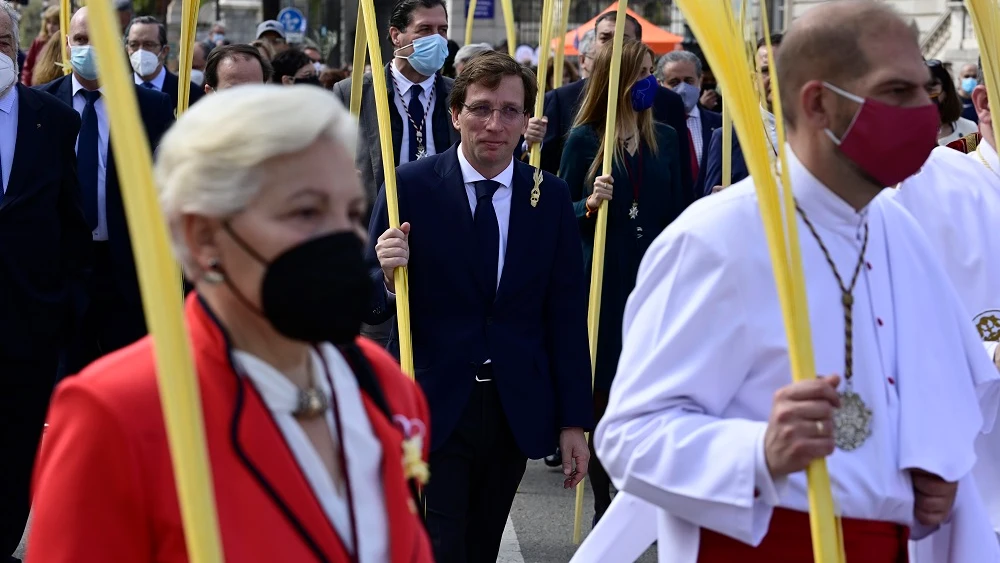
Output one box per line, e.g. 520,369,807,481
203,258,225,284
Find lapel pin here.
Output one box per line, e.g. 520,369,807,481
531,169,542,208
36,123,41,128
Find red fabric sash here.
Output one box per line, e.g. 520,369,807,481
697,507,909,563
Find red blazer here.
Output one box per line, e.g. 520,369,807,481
28,295,434,563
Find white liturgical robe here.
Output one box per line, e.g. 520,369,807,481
591,148,1000,563
894,142,1000,561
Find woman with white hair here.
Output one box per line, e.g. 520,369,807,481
453,42,492,75
27,85,434,563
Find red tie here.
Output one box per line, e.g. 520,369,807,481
688,128,700,180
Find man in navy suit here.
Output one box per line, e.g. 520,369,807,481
658,50,722,196
125,16,203,113
0,4,91,560
38,6,174,376
703,33,783,195
366,51,592,563
540,10,693,197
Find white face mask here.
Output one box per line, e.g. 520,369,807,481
130,49,161,77
190,69,205,86
0,52,16,96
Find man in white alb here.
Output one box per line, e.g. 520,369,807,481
590,3,1000,562
894,58,1000,560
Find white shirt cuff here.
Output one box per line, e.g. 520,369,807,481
384,280,396,303
753,425,787,506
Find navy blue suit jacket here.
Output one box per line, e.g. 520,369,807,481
365,146,594,458
694,108,722,194
37,75,175,328
703,126,749,196
0,85,91,358
161,70,204,114
540,79,694,198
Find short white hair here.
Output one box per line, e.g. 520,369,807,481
155,85,358,276
454,43,492,66
0,1,20,54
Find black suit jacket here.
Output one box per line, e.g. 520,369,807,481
332,65,461,205
541,79,694,199
0,85,91,359
365,146,594,457
160,70,204,113
37,75,175,318
694,108,723,195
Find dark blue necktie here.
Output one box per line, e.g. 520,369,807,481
474,180,501,302
407,84,424,162
141,81,156,89
78,90,101,230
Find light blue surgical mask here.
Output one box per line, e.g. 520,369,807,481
672,81,700,113
962,77,978,94
70,45,99,81
395,34,448,77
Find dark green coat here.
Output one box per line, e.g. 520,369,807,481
559,122,688,391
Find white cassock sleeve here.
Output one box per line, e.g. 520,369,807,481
594,224,787,547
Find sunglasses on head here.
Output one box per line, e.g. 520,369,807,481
926,59,943,68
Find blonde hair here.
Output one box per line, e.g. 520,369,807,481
155,85,358,276
573,40,658,185
40,5,59,39
31,33,63,86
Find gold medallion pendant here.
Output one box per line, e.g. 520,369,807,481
294,388,329,420
834,389,873,451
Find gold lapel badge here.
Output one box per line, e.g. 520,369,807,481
531,169,542,207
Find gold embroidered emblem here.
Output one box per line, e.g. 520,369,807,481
974,310,1000,342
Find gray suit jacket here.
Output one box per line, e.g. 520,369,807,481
333,63,460,205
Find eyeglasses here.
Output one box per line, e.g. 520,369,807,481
462,104,526,123
127,41,161,51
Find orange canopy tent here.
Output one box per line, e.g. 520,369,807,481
551,2,683,56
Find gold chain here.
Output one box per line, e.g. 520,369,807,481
796,204,870,385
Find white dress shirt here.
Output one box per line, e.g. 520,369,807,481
233,344,388,562
391,62,437,164
592,147,999,563
895,143,1000,553
687,105,704,164
72,75,109,241
457,143,514,286
133,65,166,91
0,84,17,193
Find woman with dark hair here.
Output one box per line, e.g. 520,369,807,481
558,39,688,525
927,59,979,146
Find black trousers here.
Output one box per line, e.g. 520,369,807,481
0,354,59,558
589,390,612,520
423,369,527,563
62,242,146,378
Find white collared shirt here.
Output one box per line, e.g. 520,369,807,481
0,84,17,193
457,142,514,286
233,344,388,562
133,65,166,91
687,105,703,163
72,75,109,241
390,62,437,164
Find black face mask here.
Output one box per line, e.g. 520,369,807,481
220,224,371,345
294,75,321,87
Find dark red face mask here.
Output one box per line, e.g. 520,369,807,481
823,82,939,187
